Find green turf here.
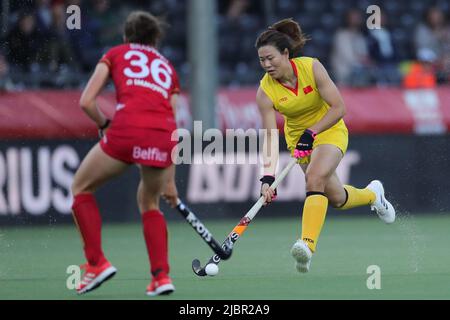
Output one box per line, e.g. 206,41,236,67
1,213,449,300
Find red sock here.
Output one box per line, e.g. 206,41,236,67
72,193,106,266
142,210,169,278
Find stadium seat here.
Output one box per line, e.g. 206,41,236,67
303,0,327,14
3,0,441,88
330,1,353,15
320,13,338,31
276,0,301,16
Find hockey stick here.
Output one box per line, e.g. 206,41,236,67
175,198,233,260
192,157,298,276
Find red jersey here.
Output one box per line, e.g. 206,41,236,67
100,43,180,132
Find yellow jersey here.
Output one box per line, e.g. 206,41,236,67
260,57,348,161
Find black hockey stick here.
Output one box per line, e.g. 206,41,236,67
175,198,233,260
192,157,297,276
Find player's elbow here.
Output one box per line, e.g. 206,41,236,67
79,95,94,111
79,100,88,111
340,105,346,118
337,102,346,118
330,103,346,121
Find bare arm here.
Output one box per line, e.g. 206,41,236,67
257,87,279,205
170,93,179,118
161,163,178,208
161,93,180,208
256,86,279,176
79,63,110,128
309,60,346,134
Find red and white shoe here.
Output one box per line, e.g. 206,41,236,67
77,260,117,294
146,275,175,297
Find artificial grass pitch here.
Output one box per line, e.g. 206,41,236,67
1,213,449,300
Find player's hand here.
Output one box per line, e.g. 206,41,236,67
161,180,178,208
260,175,277,206
98,119,111,139
294,129,316,158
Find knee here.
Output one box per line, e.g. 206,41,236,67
328,196,345,208
327,188,347,208
71,177,94,196
305,172,328,192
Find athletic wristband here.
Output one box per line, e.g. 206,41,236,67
260,175,275,186
260,175,277,197
98,119,111,130
304,128,317,138
98,119,111,139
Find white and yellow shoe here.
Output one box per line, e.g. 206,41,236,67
290,240,312,273
366,180,396,224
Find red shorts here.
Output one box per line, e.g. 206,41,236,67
100,127,177,168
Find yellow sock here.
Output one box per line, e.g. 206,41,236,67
338,185,376,210
301,194,328,253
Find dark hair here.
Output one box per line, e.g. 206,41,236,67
124,11,168,46
255,18,309,58
18,9,35,22
424,6,445,28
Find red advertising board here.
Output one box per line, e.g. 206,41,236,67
1,86,449,139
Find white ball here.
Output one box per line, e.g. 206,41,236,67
205,263,219,276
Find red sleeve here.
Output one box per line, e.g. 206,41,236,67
98,47,116,69
170,67,180,95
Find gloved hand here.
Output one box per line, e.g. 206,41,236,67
260,175,277,205
98,119,111,139
294,129,317,158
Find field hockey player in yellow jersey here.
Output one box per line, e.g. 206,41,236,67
255,18,396,273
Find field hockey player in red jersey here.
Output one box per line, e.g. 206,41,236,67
71,11,180,297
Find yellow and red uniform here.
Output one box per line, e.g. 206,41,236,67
260,56,348,164
259,57,376,253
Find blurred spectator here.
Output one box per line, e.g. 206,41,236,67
331,8,372,86
88,0,124,49
366,11,401,85
218,0,262,21
225,0,250,20
402,48,437,89
35,0,53,34
5,11,45,72
67,0,103,72
0,52,13,91
47,2,79,72
0,0,446,89
414,6,450,83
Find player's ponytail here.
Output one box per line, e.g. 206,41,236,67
255,18,310,58
270,18,309,57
